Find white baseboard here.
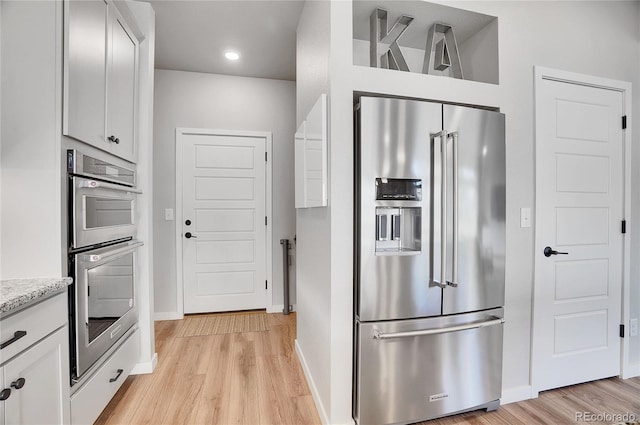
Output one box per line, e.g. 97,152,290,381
154,311,183,321
267,304,297,314
500,385,535,404
131,352,158,375
622,362,640,379
295,339,330,425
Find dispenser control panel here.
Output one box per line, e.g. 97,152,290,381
375,178,422,201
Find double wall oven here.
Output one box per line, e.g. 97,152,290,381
67,150,141,382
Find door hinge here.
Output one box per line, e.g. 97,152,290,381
265,280,268,289
265,216,267,225
622,220,627,234
620,324,625,338
622,116,627,129
265,152,268,162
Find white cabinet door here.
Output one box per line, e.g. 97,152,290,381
2,327,70,425
63,0,108,149
106,7,137,162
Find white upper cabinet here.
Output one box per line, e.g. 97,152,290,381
295,94,328,208
64,0,139,163
63,0,107,148
106,9,138,161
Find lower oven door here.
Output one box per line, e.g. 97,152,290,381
73,240,142,378
71,176,140,249
354,308,504,425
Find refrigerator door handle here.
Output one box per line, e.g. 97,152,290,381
372,316,505,340
430,130,447,289
447,131,459,288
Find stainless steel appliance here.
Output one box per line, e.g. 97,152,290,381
67,150,141,382
354,96,506,425
72,240,141,377
68,150,139,249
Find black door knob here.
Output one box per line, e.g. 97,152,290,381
185,219,191,226
185,232,197,239
544,246,569,257
10,378,25,390
0,388,10,400
108,135,120,144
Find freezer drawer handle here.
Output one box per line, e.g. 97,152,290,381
371,317,504,340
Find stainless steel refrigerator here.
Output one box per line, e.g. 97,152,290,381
354,96,506,425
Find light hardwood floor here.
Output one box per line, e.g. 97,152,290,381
96,312,640,425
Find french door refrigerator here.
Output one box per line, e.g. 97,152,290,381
354,96,506,425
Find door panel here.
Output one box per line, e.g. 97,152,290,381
64,0,107,148
442,106,505,315
534,78,623,392
182,133,267,313
106,9,137,161
554,259,609,300
357,97,442,322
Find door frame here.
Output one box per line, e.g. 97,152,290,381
532,66,634,395
174,127,273,318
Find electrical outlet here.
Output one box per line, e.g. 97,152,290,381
630,318,638,337
165,208,174,221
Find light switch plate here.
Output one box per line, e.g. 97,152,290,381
520,207,531,228
630,318,638,337
165,208,174,221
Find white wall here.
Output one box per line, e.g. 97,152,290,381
630,0,640,375
1,0,64,278
294,1,640,423
153,69,296,317
127,0,157,374
294,0,332,423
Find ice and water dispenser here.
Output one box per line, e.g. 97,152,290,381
374,178,422,254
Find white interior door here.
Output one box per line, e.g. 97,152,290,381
533,77,624,392
181,131,268,314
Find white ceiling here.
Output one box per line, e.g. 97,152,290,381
148,0,305,81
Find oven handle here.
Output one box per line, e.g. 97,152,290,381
76,178,142,194
80,241,144,263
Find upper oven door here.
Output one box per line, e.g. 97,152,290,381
71,176,140,249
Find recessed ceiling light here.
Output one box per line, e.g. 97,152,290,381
224,51,240,61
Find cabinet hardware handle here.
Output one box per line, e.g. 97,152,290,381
0,388,10,401
0,330,27,349
10,378,25,390
108,135,120,144
109,369,124,383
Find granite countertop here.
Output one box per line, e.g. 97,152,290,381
0,277,72,316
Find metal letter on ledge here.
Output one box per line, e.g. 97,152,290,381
423,22,464,79
370,8,414,72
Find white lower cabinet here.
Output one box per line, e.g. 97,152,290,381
1,328,70,425
0,293,70,425
71,328,140,425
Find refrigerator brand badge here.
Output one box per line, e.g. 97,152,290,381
429,393,449,402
